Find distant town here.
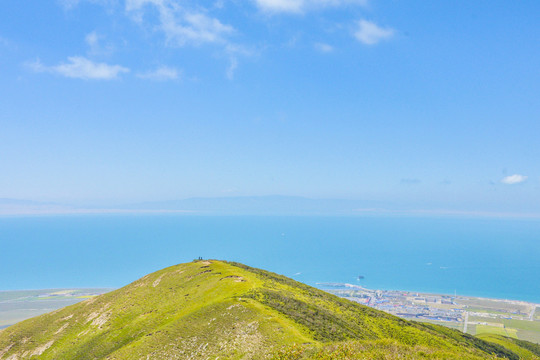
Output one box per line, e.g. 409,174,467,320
319,283,540,344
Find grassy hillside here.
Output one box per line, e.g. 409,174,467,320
476,335,540,360
0,260,537,359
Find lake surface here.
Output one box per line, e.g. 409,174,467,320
1,215,539,303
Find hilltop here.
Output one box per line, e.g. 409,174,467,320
0,260,538,359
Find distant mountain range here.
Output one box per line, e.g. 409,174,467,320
118,195,385,215
0,196,386,215
2,196,540,217
0,198,75,215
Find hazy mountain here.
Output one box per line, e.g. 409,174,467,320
120,195,384,215
0,198,75,215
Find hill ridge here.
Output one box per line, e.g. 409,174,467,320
0,260,538,359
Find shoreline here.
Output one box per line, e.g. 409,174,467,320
316,282,540,307
320,282,540,344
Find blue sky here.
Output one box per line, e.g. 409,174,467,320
0,0,539,213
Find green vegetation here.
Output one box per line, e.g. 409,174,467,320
271,340,492,360
467,309,518,317
462,299,530,314
0,260,538,359
470,316,540,344
477,335,540,360
416,319,464,331
476,325,518,338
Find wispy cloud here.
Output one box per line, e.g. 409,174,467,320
85,31,99,49
501,174,528,185
354,19,394,45
126,0,245,77
0,36,9,47
314,42,334,53
137,65,180,81
28,56,129,80
226,58,238,80
223,43,255,80
85,31,115,56
126,0,234,46
254,0,304,13
254,0,368,14
57,0,81,9
57,0,114,10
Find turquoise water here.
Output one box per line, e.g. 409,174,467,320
1,215,539,303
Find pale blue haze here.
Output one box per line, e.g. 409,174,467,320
1,215,539,303
1,2,539,302
0,1,539,213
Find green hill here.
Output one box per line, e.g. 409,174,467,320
0,260,538,359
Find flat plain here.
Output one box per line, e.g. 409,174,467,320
0,289,110,329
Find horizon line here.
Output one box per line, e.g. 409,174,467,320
1,207,540,219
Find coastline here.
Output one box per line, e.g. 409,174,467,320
321,283,540,344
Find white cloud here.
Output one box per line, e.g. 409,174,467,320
137,66,180,80
57,0,81,9
314,42,333,53
226,58,238,80
28,56,129,80
126,0,234,46
501,174,528,185
127,1,253,79
354,19,394,45
57,0,113,10
85,31,115,56
223,43,255,80
254,0,367,14
255,0,304,13
85,31,99,49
